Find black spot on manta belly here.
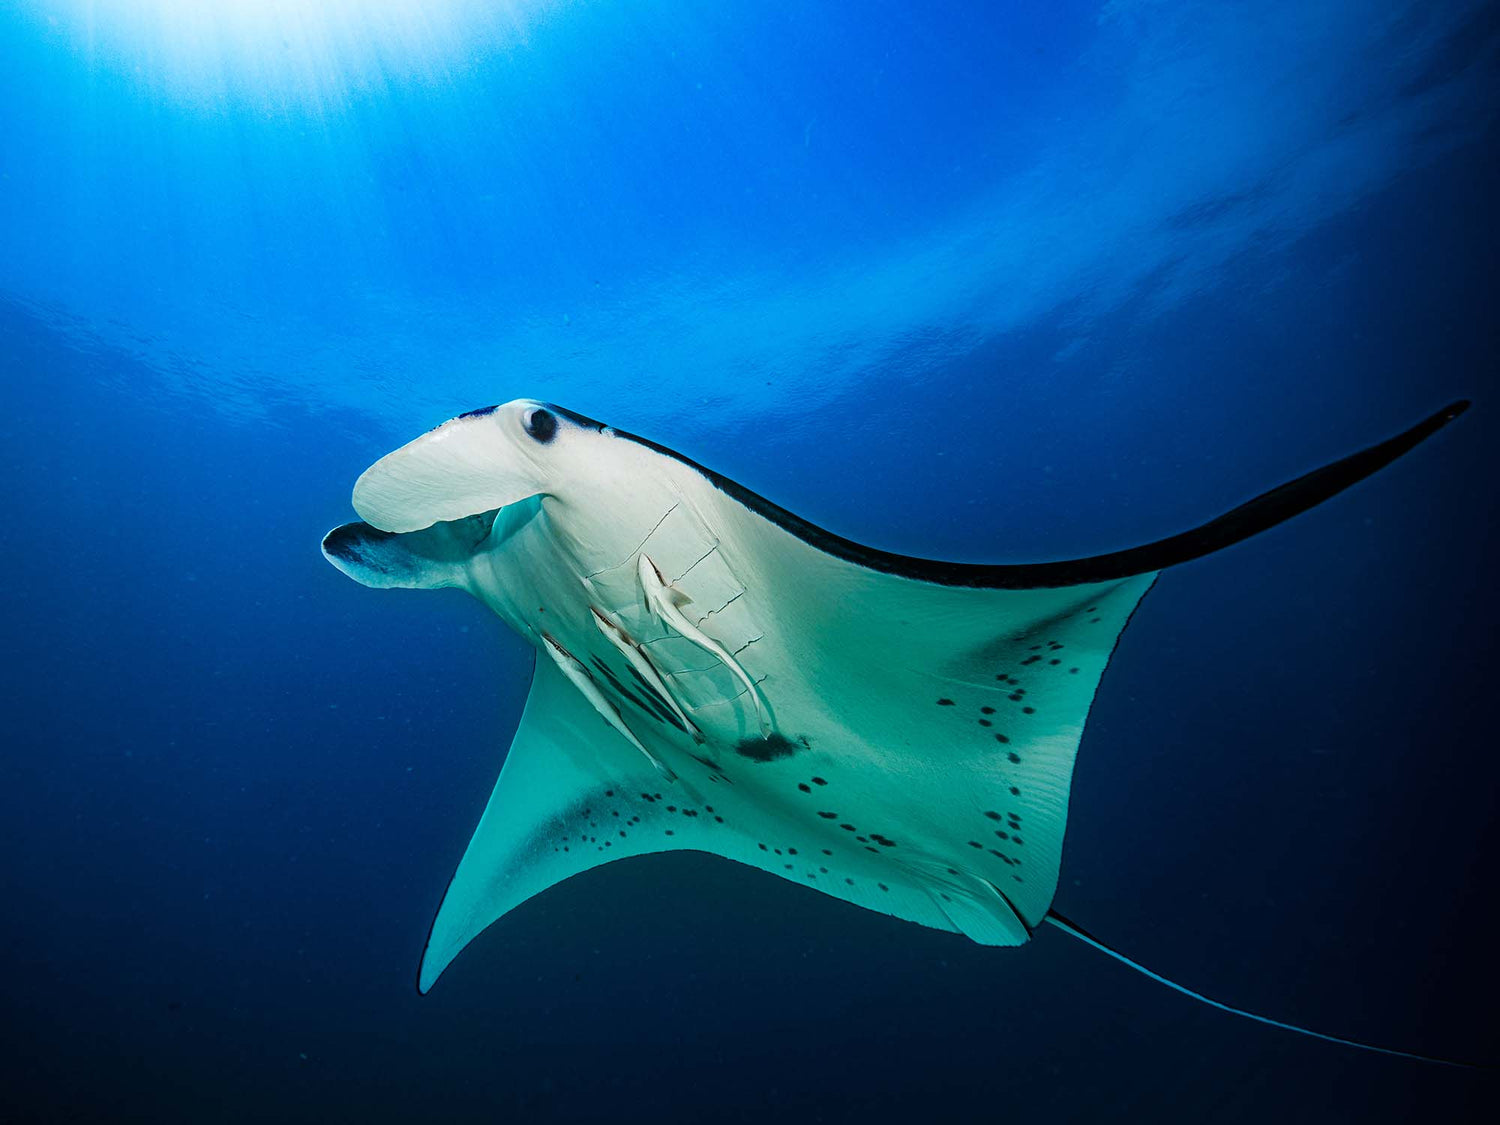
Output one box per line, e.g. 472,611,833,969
734,732,801,762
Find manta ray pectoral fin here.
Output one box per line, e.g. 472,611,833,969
420,656,955,994
887,399,1470,590
638,554,773,737
419,653,687,992
908,860,1029,945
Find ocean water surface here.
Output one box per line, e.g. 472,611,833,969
1,1,1497,1121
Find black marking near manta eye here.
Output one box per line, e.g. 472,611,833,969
523,407,558,443
458,404,499,419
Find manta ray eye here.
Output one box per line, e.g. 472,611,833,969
522,407,557,444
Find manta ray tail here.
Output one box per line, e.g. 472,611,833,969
1043,911,1479,1068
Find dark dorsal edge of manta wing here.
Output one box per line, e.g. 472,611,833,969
554,401,1471,590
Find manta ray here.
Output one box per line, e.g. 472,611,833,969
323,398,1471,1065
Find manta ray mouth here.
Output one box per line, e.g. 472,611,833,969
352,411,545,534
321,507,503,589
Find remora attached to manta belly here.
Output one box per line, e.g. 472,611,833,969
322,397,1475,1066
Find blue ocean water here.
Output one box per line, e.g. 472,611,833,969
1,0,1496,1120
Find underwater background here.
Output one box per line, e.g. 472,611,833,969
1,1,1497,1121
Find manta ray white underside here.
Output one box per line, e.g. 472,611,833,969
323,398,1471,1065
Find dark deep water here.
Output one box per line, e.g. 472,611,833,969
1,2,1497,1121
